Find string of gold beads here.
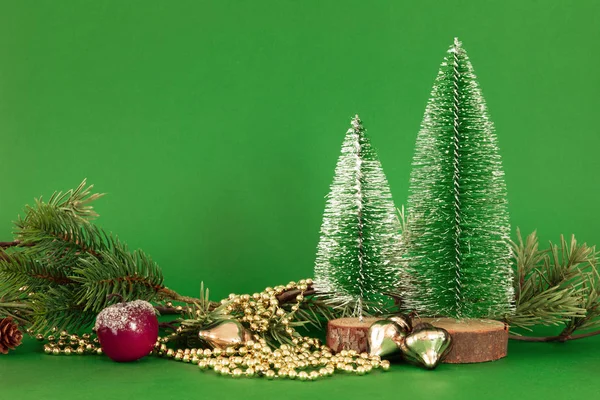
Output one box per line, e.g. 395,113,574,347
164,340,390,380
156,279,391,379
223,279,311,334
36,330,102,356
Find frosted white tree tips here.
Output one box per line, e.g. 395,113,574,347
399,38,514,319
314,115,399,317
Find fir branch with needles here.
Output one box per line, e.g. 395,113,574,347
506,229,600,342
0,282,33,327
0,180,198,334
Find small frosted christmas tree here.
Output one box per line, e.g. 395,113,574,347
399,38,514,320
314,115,399,317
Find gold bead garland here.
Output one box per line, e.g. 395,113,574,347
157,279,389,379
36,279,390,380
163,338,389,380
38,330,102,356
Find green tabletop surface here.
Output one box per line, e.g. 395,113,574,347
1,0,599,398
1,336,599,399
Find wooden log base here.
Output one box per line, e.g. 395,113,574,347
326,317,509,364
419,318,508,364
326,317,380,354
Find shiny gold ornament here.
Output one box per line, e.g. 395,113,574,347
367,319,409,357
399,323,452,370
198,320,252,349
388,315,412,333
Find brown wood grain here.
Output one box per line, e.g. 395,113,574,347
420,318,508,363
326,317,380,354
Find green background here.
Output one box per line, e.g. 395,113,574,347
1,0,599,398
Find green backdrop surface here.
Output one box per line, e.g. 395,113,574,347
1,0,599,398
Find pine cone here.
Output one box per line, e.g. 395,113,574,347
0,317,23,354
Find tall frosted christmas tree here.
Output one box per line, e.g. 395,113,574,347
399,38,514,320
314,115,399,317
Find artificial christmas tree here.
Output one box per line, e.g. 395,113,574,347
398,38,513,362
313,115,399,352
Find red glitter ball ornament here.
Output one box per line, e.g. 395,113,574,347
94,300,159,362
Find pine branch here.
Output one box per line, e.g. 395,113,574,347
15,201,111,260
157,287,203,305
0,284,33,326
277,287,316,303
30,286,97,334
71,244,166,312
0,240,33,249
0,180,196,334
509,330,600,342
1,253,74,289
560,265,600,335
507,229,600,340
46,179,104,220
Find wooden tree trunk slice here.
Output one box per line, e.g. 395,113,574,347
420,317,509,363
326,317,380,354
326,317,509,364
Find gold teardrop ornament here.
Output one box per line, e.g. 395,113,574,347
399,323,452,370
367,319,409,358
198,320,252,348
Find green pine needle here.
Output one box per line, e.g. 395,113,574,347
507,229,598,333
0,180,172,334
